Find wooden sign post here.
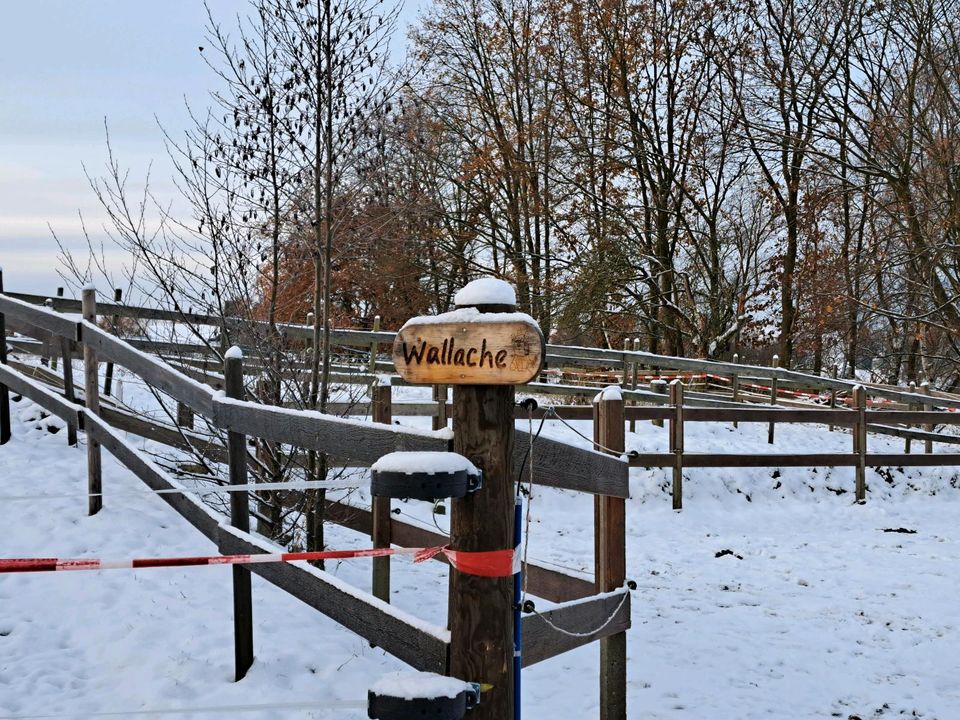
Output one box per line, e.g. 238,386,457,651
395,281,543,720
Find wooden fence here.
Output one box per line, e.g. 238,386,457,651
0,283,632,715
10,288,960,411
7,284,960,716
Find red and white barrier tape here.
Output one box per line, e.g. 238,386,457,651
0,545,520,578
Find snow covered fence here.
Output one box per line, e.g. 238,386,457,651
0,303,633,692
13,287,959,411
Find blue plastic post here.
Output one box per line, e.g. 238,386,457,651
513,497,523,720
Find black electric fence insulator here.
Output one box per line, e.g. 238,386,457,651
368,681,481,720
626,579,637,590
371,469,472,501
518,397,539,412
370,452,483,501
521,599,536,614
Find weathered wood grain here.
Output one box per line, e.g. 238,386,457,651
626,453,675,468
866,453,960,466
224,352,253,681
521,591,631,668
213,398,449,461
682,453,860,468
81,322,216,416
682,407,855,425
99,405,228,463
867,410,957,425
596,395,627,719
0,295,81,341
394,319,544,385
449,382,516,719
218,527,449,673
866,424,960,444
0,363,83,428
514,430,629,498
371,384,392,604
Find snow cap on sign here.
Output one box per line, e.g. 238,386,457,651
224,345,243,360
370,671,471,700
454,277,516,307
371,451,479,476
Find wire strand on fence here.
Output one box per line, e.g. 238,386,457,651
545,406,624,456
0,479,362,503
528,590,630,639
0,698,367,719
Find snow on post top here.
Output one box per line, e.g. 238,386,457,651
82,282,97,292
224,345,243,360
370,671,471,700
371,451,479,476
454,277,516,308
601,385,623,401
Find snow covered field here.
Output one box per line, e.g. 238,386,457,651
2,379,960,719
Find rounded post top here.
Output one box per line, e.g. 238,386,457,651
454,277,517,313
225,345,244,360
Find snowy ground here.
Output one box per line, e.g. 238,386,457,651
2,373,960,719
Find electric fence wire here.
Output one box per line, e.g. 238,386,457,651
526,590,630,639
545,406,624,456
0,698,367,719
0,479,362,503
517,400,633,639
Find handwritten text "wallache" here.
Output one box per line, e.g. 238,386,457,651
399,338,508,369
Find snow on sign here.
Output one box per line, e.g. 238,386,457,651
393,308,544,385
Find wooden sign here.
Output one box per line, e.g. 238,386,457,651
393,317,544,385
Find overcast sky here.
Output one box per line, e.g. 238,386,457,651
0,0,422,296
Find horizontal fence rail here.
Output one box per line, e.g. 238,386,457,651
11,290,960,412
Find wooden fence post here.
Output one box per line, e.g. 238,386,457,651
43,299,55,367
670,380,684,510
433,384,448,431
597,392,627,720
51,290,63,371
254,376,280,538
0,269,10,445
176,402,195,430
103,288,122,396
622,338,630,389
448,323,518,719
650,379,668,427
81,287,103,515
905,381,916,454
224,347,254,681
768,354,779,444
828,365,838,432
921,381,933,454
731,353,740,429
853,385,866,502
367,314,381,375
371,383,392,603
59,336,78,448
